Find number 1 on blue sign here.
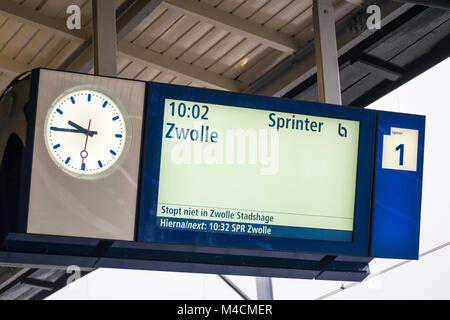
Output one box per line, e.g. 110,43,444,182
396,144,404,166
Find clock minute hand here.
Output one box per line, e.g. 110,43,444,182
50,127,80,133
67,121,98,137
50,126,98,137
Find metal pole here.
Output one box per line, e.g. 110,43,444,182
313,0,342,105
219,275,251,300
252,0,341,302
92,0,117,76
256,277,273,300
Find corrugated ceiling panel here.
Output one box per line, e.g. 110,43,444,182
264,0,312,32
1,24,39,59
39,0,82,17
150,14,199,53
238,48,288,84
163,22,214,58
0,19,23,53
198,0,316,85
123,5,167,43
232,0,270,19
193,32,245,69
201,0,223,7
45,40,80,69
117,56,133,75
215,0,243,13
208,38,260,74
246,0,294,25
282,5,312,39
153,71,176,83
118,0,325,87
118,61,146,79
189,81,207,88
132,9,183,49
14,30,55,64
0,0,363,95
14,0,41,9
135,67,161,82
28,37,71,67
222,43,266,79
177,26,230,64
170,76,191,86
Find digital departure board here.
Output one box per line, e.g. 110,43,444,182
139,83,376,256
156,99,360,242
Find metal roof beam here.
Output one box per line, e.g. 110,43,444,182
0,268,30,292
118,42,243,91
245,0,415,97
356,53,405,81
92,0,118,77
313,0,342,105
162,0,302,54
393,0,450,10
21,278,55,291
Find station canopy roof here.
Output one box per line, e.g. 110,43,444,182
0,0,447,107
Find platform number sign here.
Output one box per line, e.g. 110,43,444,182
395,143,404,166
382,127,419,172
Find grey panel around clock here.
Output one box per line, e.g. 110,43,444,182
26,70,145,241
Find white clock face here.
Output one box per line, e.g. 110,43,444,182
44,87,130,179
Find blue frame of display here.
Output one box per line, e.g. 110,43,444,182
138,82,377,257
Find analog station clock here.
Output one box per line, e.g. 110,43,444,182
44,86,131,179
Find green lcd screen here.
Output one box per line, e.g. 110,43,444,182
155,98,360,242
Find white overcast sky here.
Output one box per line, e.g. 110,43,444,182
48,57,450,300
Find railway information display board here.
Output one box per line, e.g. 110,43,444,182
139,83,377,256
156,99,360,242
0,69,425,279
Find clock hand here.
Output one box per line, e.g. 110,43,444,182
50,126,98,137
68,120,85,131
80,120,91,171
68,121,98,137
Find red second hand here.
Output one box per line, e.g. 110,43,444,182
80,119,91,170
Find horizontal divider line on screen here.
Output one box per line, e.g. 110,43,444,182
158,202,354,220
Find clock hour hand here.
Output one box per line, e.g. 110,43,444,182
50,126,97,137
67,121,98,137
